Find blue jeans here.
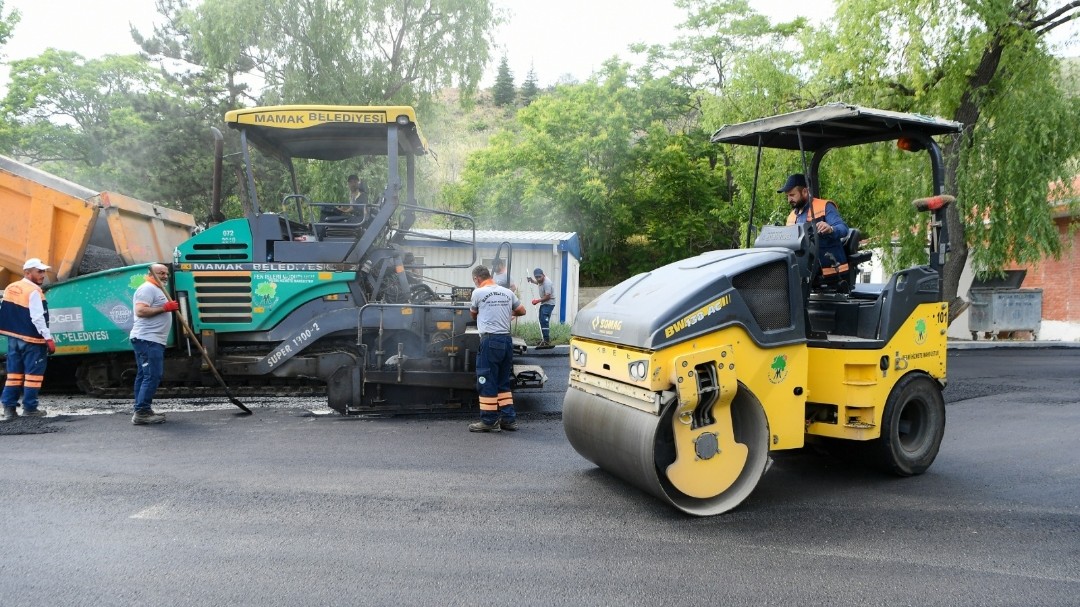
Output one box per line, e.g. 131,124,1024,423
132,338,165,412
2,337,48,410
476,334,515,425
538,304,555,342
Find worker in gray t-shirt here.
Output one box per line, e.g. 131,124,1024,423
468,264,525,433
129,263,177,425
528,267,556,348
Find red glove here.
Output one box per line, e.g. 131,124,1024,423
162,301,180,312
531,298,540,305
46,339,56,354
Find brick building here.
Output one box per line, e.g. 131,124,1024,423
949,176,1080,341
1009,205,1080,325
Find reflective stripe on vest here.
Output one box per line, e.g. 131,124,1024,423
786,198,835,226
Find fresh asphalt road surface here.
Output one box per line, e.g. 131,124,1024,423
1,347,1078,606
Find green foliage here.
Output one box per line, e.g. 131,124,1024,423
444,61,732,283
0,0,18,49
629,125,736,272
138,0,501,108
1,0,1076,308
493,56,516,106
0,50,224,217
511,321,571,345
808,0,1080,289
956,46,1080,270
520,66,540,106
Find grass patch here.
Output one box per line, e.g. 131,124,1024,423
512,321,572,345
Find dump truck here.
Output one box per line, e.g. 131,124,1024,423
9,105,544,412
0,155,196,360
0,155,196,288
563,104,961,516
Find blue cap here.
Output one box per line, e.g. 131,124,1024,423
533,268,544,277
777,173,807,193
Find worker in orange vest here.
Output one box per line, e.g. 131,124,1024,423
779,173,850,278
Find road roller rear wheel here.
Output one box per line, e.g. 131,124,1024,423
875,373,946,476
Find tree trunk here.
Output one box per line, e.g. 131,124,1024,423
943,22,1010,323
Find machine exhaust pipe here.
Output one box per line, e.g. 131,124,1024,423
210,127,225,224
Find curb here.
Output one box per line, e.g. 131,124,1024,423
522,342,1079,353
947,340,1080,350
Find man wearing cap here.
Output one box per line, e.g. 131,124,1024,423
0,258,55,421
468,265,526,432
778,173,850,279
527,268,556,348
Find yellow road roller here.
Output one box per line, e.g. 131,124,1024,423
563,104,963,515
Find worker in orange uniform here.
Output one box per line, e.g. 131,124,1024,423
0,258,55,421
778,173,850,279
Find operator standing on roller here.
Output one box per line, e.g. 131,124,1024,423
469,265,526,433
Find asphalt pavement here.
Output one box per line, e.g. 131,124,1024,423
1,346,1078,606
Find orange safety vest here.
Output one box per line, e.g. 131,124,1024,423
0,278,49,343
787,198,849,276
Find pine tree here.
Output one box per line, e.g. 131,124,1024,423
520,64,539,106
493,56,516,107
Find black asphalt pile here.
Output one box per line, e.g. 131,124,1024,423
0,415,70,435
76,244,125,275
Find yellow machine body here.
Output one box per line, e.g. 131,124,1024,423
562,104,960,516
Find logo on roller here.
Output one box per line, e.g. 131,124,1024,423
590,316,622,336
769,354,788,384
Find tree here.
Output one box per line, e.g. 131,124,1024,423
630,126,734,269
809,0,1080,320
1,49,226,217
136,0,503,108
443,61,723,283
492,55,515,106
0,0,17,48
2,51,159,165
520,64,539,106
644,0,808,248
0,0,24,151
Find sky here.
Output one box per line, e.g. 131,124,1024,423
1,0,838,88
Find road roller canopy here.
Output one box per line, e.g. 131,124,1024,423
224,105,428,163
710,103,962,151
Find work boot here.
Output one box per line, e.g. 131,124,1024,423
21,408,48,417
499,419,518,431
132,409,166,425
468,419,501,433
1,407,16,422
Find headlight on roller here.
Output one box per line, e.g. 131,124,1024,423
572,346,587,366
628,360,649,380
